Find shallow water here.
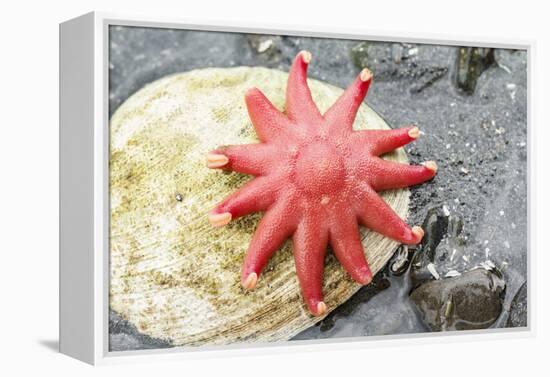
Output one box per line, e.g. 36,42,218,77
294,264,427,340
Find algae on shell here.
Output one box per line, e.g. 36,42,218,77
109,67,410,346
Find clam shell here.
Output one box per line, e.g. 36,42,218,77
110,67,409,347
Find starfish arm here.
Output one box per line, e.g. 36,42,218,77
209,176,277,226
240,198,297,289
367,158,437,191
292,216,329,316
285,51,323,123
323,68,372,133
354,184,424,245
207,144,275,176
353,125,419,156
328,211,372,285
245,88,290,142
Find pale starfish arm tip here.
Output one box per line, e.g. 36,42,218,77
411,226,425,242
360,68,373,82
422,160,438,173
358,267,373,285
316,301,327,316
206,153,229,168
408,126,420,139
208,212,232,227
242,272,258,290
300,50,312,64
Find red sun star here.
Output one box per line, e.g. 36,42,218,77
206,51,437,316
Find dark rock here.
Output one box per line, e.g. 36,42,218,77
421,206,451,257
506,282,527,328
410,206,450,285
455,47,495,94
109,310,173,351
410,268,506,331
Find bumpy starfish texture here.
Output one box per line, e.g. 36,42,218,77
207,51,437,316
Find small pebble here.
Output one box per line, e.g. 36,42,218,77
445,270,461,277
427,263,440,280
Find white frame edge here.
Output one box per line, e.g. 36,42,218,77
59,11,535,366
59,12,96,364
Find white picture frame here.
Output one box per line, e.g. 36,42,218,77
59,11,534,365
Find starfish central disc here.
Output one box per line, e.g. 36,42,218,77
294,141,345,195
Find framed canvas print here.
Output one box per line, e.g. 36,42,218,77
59,12,532,365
